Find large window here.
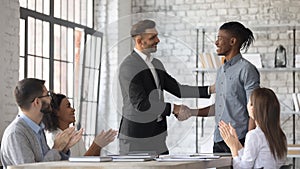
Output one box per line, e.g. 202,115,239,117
19,0,103,147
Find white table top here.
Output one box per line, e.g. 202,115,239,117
7,156,232,169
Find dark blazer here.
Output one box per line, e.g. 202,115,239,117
118,51,210,140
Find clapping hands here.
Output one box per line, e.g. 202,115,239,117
53,127,83,153
218,120,242,157
94,129,118,148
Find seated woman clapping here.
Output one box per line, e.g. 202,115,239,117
42,93,117,156
219,87,287,169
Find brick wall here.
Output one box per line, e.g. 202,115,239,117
96,0,300,158
125,2,300,167
0,0,19,140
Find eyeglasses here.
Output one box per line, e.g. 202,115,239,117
38,91,52,99
31,91,53,102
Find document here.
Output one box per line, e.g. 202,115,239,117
156,154,220,162
69,156,112,162
109,153,157,162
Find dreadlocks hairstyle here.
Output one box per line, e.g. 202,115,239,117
219,21,255,52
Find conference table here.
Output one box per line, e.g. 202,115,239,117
7,156,232,169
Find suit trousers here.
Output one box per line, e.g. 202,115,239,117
119,137,169,155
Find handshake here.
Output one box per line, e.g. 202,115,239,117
172,104,213,121
172,104,198,121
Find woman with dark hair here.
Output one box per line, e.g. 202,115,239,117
43,93,117,156
219,87,287,168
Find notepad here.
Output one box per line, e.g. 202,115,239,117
69,156,112,162
156,154,220,162
108,154,156,162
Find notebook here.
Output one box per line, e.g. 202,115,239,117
108,152,157,162
156,154,220,162
69,156,112,162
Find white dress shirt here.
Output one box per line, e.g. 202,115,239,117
233,127,286,169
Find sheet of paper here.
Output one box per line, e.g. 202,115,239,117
69,156,112,162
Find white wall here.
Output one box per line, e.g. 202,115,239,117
0,0,19,141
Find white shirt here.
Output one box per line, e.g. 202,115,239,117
134,48,160,89
45,129,86,157
233,127,286,169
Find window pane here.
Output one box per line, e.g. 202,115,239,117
93,70,99,100
28,17,35,55
43,21,50,58
74,29,83,99
67,28,74,62
54,24,61,60
87,0,93,28
36,19,43,57
61,26,67,61
74,0,80,24
35,57,43,79
54,61,61,92
20,19,25,56
36,0,43,14
68,0,74,22
19,57,25,80
82,68,89,99
60,61,67,94
88,69,95,100
90,36,96,68
80,101,87,129
80,0,86,26
28,0,35,11
43,0,50,15
28,55,35,77
95,37,102,68
43,59,50,82
61,0,67,20
85,35,91,67
54,0,61,18
19,0,27,8
68,62,74,97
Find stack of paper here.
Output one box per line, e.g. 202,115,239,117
109,153,157,162
69,156,112,162
156,154,220,162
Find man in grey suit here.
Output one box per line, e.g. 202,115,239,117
118,20,213,155
0,78,82,168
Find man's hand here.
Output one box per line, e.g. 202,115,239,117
94,129,118,148
173,104,192,121
209,84,216,94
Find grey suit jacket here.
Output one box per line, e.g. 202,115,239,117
0,116,65,169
